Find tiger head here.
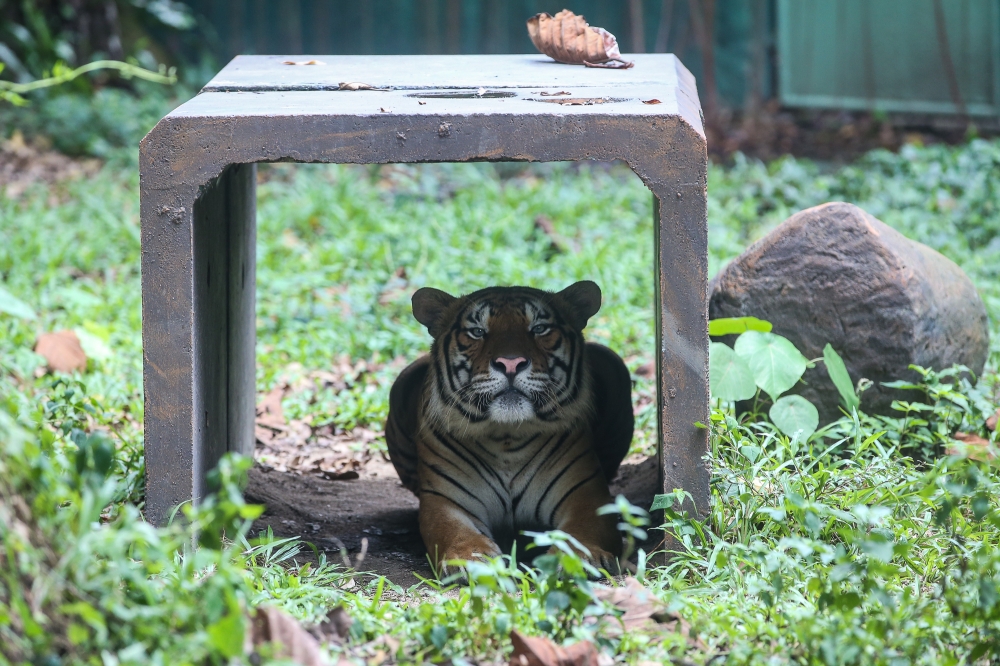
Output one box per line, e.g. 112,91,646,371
411,282,601,429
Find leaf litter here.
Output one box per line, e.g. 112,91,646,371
254,356,408,480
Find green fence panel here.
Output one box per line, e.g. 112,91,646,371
182,0,763,109
777,0,1000,116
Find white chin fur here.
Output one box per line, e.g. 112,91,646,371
488,393,536,423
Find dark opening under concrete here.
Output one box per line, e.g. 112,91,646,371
245,456,659,587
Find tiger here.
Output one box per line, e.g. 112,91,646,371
384,281,634,575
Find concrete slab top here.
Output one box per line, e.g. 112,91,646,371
170,54,703,137
204,54,685,91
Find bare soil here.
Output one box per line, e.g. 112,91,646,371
0,131,100,198
245,455,660,587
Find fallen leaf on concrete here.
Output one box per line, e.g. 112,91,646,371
379,107,391,113
418,100,427,105
539,90,571,96
556,98,607,106
338,81,390,91
526,10,632,69
509,631,599,666
249,606,328,666
949,432,996,461
986,408,999,431
283,60,325,65
35,330,87,373
642,99,662,105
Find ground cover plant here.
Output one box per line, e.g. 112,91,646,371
1,138,999,664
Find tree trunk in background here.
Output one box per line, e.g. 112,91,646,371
629,0,646,53
688,0,718,125
654,0,675,53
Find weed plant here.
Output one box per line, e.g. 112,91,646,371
1,139,999,663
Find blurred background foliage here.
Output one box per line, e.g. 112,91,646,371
1,0,994,159
0,0,211,155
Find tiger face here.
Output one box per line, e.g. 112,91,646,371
411,281,603,429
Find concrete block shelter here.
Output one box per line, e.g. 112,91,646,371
139,54,709,528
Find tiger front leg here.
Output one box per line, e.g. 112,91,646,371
552,481,623,576
419,492,502,577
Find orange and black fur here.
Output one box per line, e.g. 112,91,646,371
385,281,633,574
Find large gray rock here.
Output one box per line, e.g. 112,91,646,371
709,202,990,423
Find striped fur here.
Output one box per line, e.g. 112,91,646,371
385,282,634,574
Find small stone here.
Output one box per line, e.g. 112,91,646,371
709,202,989,423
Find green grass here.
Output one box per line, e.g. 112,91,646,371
1,139,1000,664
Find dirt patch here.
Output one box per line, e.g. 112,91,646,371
246,455,660,586
708,102,997,162
0,131,100,198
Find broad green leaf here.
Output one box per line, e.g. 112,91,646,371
206,611,245,658
734,331,808,400
709,316,772,336
769,395,819,440
860,537,895,563
0,285,36,320
823,343,859,411
544,590,570,613
75,328,113,362
709,342,757,401
649,493,672,511
430,625,448,650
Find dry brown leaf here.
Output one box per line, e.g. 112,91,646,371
283,60,325,66
509,631,599,666
418,100,427,105
319,469,360,481
552,98,607,106
592,577,668,631
634,361,655,379
379,107,391,113
35,330,87,373
249,606,328,666
526,10,632,69
948,432,996,462
338,81,390,91
309,606,353,645
642,99,662,104
986,408,999,431
539,90,571,96
257,386,286,428
592,577,707,650
534,215,566,255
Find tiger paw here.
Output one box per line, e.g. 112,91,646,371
436,536,502,578
556,543,622,578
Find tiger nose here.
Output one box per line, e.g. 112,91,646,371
492,356,529,377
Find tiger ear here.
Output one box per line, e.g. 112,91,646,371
412,287,458,337
557,281,602,329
